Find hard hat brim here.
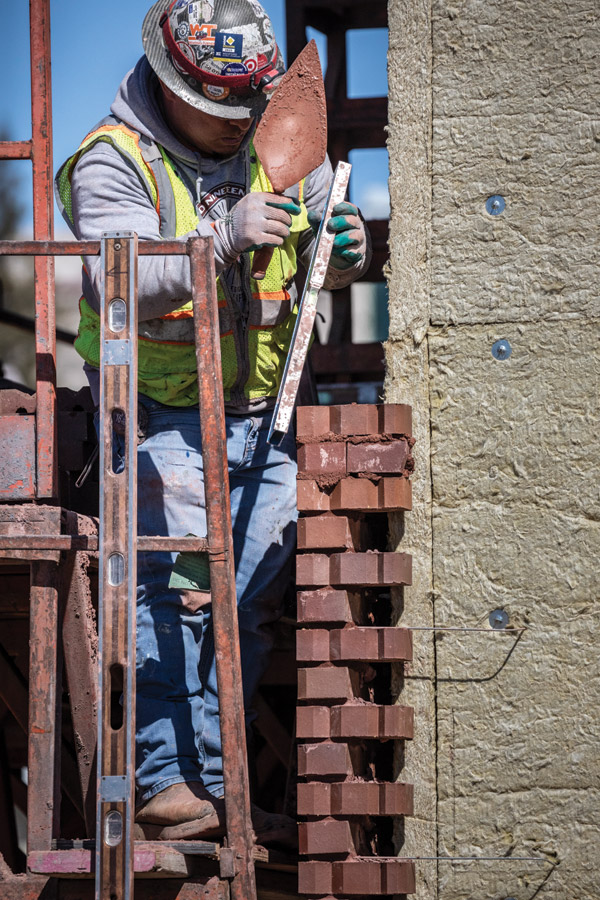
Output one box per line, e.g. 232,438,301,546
142,0,270,120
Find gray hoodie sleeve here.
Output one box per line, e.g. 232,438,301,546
69,141,231,321
297,156,373,290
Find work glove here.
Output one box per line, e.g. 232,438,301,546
213,192,301,264
308,201,367,270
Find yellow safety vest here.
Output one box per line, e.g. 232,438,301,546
57,121,309,406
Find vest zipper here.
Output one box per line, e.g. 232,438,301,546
226,150,253,406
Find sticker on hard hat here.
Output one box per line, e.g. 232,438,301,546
214,32,244,61
202,83,231,101
188,22,217,45
222,62,249,75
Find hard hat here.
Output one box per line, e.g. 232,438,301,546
142,0,285,119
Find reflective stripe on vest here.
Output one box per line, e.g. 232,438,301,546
56,120,310,405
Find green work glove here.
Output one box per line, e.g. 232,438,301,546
308,201,366,270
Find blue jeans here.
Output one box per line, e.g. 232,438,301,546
109,397,297,803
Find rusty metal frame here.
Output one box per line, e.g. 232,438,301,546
0,236,257,899
0,0,58,500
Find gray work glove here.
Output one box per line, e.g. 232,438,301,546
308,201,367,270
213,192,301,266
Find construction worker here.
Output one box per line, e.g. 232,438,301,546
56,0,371,844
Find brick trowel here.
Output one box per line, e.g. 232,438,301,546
251,39,328,280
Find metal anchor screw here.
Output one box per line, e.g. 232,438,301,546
114,242,122,251
486,194,506,215
489,608,509,630
492,339,512,360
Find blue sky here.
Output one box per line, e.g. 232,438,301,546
0,1,389,235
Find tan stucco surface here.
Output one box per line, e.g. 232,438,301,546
386,0,600,897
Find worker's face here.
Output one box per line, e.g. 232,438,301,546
159,83,255,156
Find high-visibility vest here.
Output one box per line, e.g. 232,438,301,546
56,119,310,406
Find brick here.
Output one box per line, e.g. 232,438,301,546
298,819,355,856
296,553,331,587
296,627,412,663
330,627,413,662
297,480,331,512
378,403,412,436
297,706,330,740
326,781,414,817
329,859,416,895
380,782,414,816
297,630,331,663
297,782,332,817
297,589,354,624
330,404,379,436
297,515,356,551
330,552,413,588
331,704,414,741
297,442,347,475
296,406,331,440
330,477,412,512
297,861,333,896
298,551,412,589
297,704,414,741
346,439,410,474
380,476,412,511
297,742,353,778
298,666,358,702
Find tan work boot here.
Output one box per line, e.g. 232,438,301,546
134,781,297,848
135,781,226,840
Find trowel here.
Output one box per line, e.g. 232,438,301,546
251,39,328,280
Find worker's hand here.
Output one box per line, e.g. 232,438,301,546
308,201,367,270
214,192,301,262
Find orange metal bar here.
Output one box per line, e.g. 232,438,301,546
0,240,189,256
0,141,33,160
30,0,57,500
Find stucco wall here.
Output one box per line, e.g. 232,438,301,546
386,1,600,898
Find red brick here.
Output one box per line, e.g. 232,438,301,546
330,477,412,512
330,404,379,436
298,818,355,856
296,553,331,587
298,704,414,741
297,860,333,895
329,552,413,588
296,406,331,441
325,781,414,817
330,781,379,816
346,439,410,474
330,477,378,511
296,705,330,740
297,589,353,624
378,404,412,436
330,626,413,662
297,515,355,551
297,742,353,778
380,476,412,511
331,704,414,741
297,630,331,663
298,666,357,702
381,782,414,816
296,479,331,512
329,859,416,895
297,782,332,817
329,551,379,586
297,442,347,475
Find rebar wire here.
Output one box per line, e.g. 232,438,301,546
407,626,527,633
399,856,556,863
